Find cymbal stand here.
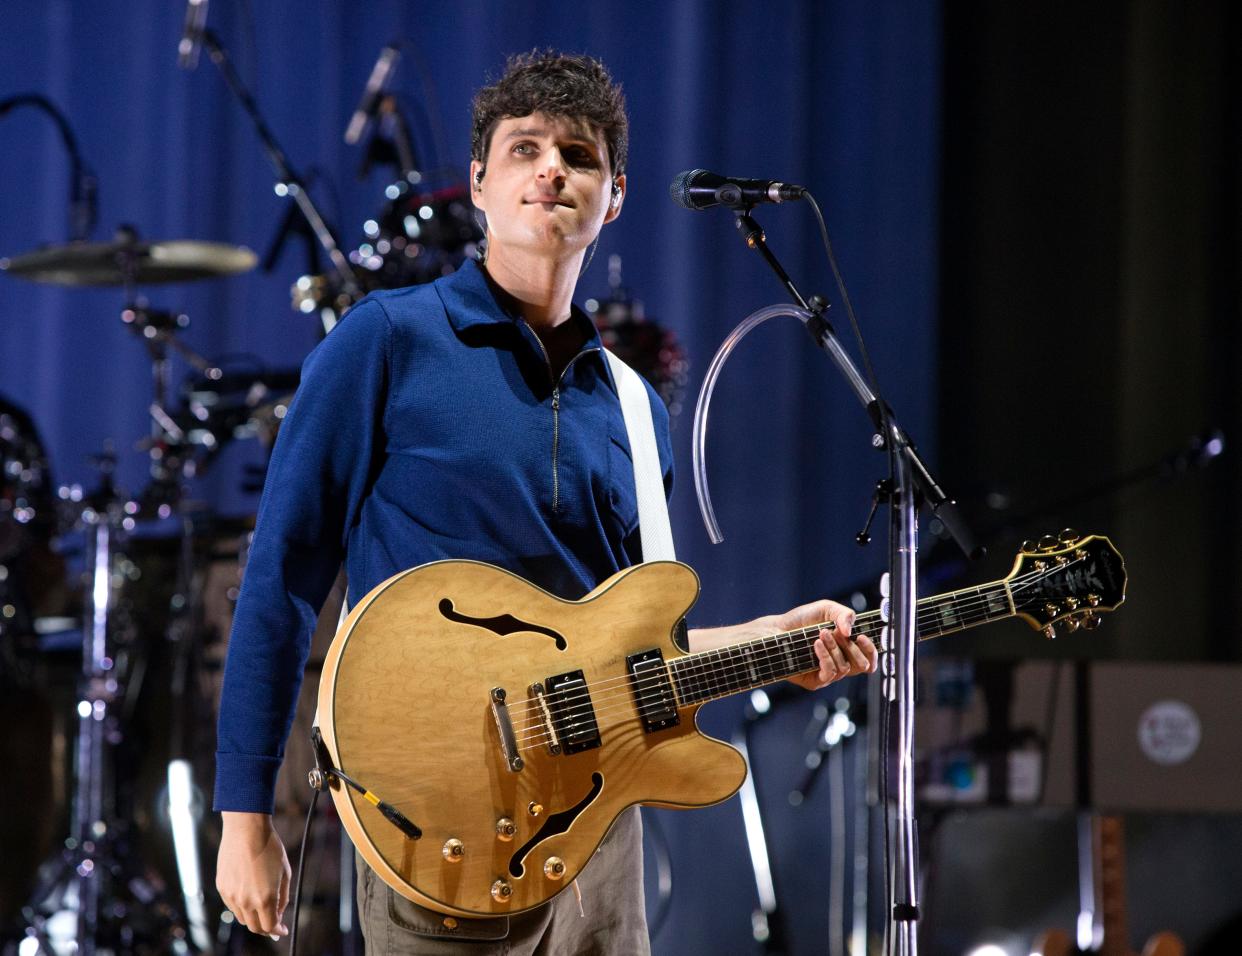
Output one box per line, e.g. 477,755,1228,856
193,29,362,302
118,280,219,952
20,456,188,954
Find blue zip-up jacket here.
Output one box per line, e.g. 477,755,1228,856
213,259,673,813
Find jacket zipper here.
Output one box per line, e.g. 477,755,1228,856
521,321,599,513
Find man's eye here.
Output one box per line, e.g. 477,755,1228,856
512,142,535,155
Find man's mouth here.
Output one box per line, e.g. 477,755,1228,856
525,196,574,208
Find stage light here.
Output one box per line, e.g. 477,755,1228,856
965,944,1010,956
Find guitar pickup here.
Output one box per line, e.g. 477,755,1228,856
544,670,600,754
627,649,680,733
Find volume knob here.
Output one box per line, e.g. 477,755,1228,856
544,857,566,881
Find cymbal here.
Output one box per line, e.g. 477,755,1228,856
0,238,257,286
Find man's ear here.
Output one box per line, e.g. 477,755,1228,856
603,173,626,224
470,160,486,211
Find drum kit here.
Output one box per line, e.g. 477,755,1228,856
0,153,497,956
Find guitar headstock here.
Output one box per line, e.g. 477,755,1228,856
1005,531,1126,639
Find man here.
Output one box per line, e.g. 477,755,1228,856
214,51,876,953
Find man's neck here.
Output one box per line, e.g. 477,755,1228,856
481,242,583,330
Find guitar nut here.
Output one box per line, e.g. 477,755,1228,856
442,838,464,862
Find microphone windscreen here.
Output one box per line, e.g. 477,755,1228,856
668,169,706,209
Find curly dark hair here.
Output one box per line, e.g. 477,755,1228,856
471,50,628,178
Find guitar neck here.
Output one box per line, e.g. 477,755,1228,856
1096,815,1130,956
669,579,1017,707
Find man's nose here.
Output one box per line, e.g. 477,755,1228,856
536,147,568,182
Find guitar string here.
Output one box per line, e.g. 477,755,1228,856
505,557,1102,748
504,557,1093,740
503,555,1084,727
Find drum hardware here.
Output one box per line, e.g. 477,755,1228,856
0,233,256,287
290,174,484,335
287,42,481,335
585,255,689,416
4,217,268,950
176,22,363,305
1,399,58,666
19,453,193,955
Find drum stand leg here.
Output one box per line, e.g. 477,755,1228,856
18,495,193,954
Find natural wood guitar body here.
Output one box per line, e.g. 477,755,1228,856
318,559,744,917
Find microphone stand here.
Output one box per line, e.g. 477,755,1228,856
198,29,362,301
730,209,977,956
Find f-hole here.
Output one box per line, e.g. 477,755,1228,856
508,772,604,878
438,598,567,650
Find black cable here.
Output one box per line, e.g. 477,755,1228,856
288,787,320,956
0,93,97,240
804,193,885,407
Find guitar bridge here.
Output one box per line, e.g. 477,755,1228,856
529,682,562,756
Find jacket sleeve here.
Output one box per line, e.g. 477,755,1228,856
213,298,391,813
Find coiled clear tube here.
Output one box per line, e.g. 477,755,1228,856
692,304,814,543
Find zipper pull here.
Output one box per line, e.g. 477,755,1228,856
551,389,560,412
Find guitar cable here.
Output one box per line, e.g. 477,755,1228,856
288,779,321,956
286,728,425,955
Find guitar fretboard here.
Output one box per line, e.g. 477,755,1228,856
668,581,1015,706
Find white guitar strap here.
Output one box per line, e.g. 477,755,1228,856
604,348,675,562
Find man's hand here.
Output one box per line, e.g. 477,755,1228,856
687,598,878,691
765,598,877,690
217,811,291,939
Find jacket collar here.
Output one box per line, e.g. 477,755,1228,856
437,259,614,390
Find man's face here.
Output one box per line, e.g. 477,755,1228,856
470,112,625,260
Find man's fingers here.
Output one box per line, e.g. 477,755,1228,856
277,865,291,931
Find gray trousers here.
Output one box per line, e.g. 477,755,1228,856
356,808,651,955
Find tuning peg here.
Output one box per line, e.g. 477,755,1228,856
1065,617,1081,632
1042,624,1057,640
1039,535,1059,552
1044,603,1061,619
1086,594,1101,607
1082,612,1101,630
1058,528,1081,543
1021,539,1037,554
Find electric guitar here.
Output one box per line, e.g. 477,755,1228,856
317,533,1125,918
1032,814,1184,956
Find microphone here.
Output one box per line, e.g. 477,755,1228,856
344,45,401,145
669,169,806,211
177,0,209,70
